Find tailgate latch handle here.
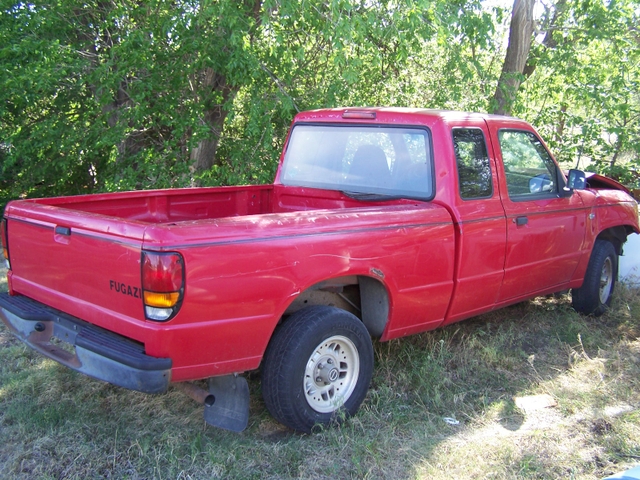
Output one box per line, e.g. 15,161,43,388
55,226,71,236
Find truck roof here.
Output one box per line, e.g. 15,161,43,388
293,107,521,125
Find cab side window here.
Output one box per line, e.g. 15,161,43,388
498,130,559,198
453,128,492,199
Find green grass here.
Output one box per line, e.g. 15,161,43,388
1,263,639,479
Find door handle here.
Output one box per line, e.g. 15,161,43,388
514,216,528,226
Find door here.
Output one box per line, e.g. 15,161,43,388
442,123,507,325
492,128,587,301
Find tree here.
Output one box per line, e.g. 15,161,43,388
514,0,640,184
490,0,535,116
1,0,267,196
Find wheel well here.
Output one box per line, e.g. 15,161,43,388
597,226,630,255
283,275,389,338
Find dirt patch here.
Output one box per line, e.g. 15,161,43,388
515,394,558,413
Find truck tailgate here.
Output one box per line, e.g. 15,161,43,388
6,202,148,340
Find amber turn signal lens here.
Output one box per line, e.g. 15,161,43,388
143,291,180,308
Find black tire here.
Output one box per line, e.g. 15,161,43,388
262,306,374,433
572,239,618,316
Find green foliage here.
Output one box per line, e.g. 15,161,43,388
517,0,640,184
0,0,266,202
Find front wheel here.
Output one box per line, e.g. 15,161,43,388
572,239,618,316
262,306,374,433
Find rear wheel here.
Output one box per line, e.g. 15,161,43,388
572,239,618,316
262,306,373,433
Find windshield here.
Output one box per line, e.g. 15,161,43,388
280,124,433,199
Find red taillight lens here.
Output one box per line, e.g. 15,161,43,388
142,251,184,321
142,252,183,293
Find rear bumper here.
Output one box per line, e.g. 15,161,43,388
0,292,171,393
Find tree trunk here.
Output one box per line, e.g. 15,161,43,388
188,0,263,184
490,0,536,116
189,68,237,183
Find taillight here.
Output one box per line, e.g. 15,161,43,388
1,218,9,270
141,251,184,321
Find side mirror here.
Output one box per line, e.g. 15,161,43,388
567,169,586,190
529,174,552,194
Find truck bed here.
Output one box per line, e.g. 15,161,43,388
20,184,419,224
4,183,456,381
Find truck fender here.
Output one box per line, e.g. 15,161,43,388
282,275,390,338
358,276,389,337
596,225,634,255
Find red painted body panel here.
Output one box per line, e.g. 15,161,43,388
142,200,456,378
3,108,639,384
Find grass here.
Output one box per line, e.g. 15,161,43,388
1,262,639,479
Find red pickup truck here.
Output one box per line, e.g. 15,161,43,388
1,108,638,433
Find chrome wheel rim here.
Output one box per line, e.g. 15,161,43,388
599,257,613,304
304,335,360,413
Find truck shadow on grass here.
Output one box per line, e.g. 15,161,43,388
0,283,639,479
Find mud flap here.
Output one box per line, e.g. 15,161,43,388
203,375,250,432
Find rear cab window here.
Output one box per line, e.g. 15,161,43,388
280,124,434,199
452,128,492,200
